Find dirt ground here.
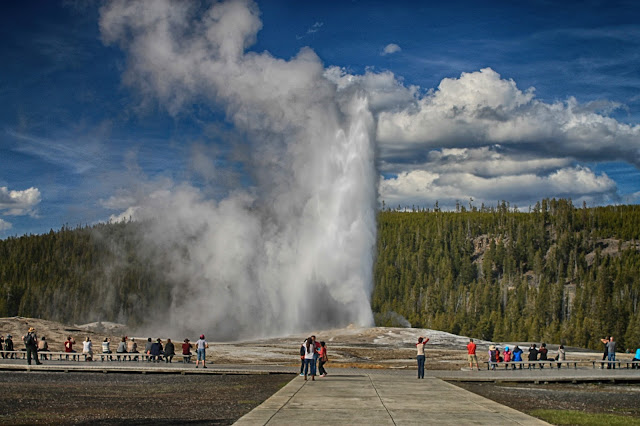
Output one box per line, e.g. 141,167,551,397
452,381,640,419
0,371,292,425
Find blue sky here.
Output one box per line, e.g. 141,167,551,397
1,0,639,237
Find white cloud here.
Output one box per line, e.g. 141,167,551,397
0,186,41,216
307,21,323,34
379,166,617,209
0,218,12,232
381,43,401,56
376,68,640,167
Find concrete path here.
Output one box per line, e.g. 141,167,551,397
234,374,549,425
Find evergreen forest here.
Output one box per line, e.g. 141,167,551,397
1,199,639,350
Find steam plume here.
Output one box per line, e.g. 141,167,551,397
100,0,377,339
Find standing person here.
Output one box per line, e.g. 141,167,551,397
5,334,14,359
82,337,93,361
512,345,523,369
604,336,616,369
302,337,316,381
64,336,76,361
195,334,209,368
416,336,429,378
38,336,49,361
299,340,306,376
466,338,479,370
600,336,609,368
22,327,41,365
0,335,4,359
116,337,128,361
164,339,175,363
310,335,321,374
182,339,192,363
556,344,566,368
317,341,328,377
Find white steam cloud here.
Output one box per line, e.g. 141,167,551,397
100,0,377,339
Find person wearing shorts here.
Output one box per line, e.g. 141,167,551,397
195,334,209,368
467,338,479,370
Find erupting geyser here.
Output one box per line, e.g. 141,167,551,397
100,0,377,339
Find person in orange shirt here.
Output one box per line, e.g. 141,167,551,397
467,338,479,370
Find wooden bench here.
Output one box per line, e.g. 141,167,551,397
485,360,579,370
590,360,623,369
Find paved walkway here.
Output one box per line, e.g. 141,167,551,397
234,373,549,425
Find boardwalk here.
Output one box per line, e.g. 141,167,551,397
234,374,548,425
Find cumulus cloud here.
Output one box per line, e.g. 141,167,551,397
99,0,377,339
376,68,640,166
379,166,617,210
0,186,41,216
381,43,401,56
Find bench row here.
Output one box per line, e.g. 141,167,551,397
0,350,195,363
484,360,640,370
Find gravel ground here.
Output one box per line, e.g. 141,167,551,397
452,381,640,418
0,371,293,425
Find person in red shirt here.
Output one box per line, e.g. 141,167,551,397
467,338,479,370
64,336,77,361
182,338,192,363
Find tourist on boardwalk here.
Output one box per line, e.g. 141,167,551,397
311,335,321,373
512,345,523,369
23,327,41,365
601,336,616,369
556,344,566,368
632,348,640,369
145,338,153,361
488,345,498,370
182,338,192,363
466,338,479,370
302,337,316,380
102,338,113,361
416,336,429,378
0,335,4,359
317,341,328,377
82,337,93,361
601,336,609,367
150,338,163,362
503,346,512,364
116,337,128,361
4,334,14,359
38,336,49,360
127,338,139,361
299,340,306,376
538,343,548,368
164,338,175,363
527,344,538,368
195,334,208,368
64,335,76,360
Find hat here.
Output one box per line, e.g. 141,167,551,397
489,345,496,350
505,346,509,351
200,334,205,339
28,327,35,332
6,334,11,338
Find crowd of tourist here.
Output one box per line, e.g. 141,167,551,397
0,327,209,367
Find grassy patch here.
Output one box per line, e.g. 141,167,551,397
530,409,640,425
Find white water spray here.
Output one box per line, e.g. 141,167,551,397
100,0,377,339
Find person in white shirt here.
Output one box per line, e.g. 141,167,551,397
195,334,209,368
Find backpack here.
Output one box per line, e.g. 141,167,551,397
24,333,35,346
300,346,305,356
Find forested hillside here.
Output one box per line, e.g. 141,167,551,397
374,199,640,350
1,199,639,350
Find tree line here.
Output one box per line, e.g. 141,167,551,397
1,199,639,350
